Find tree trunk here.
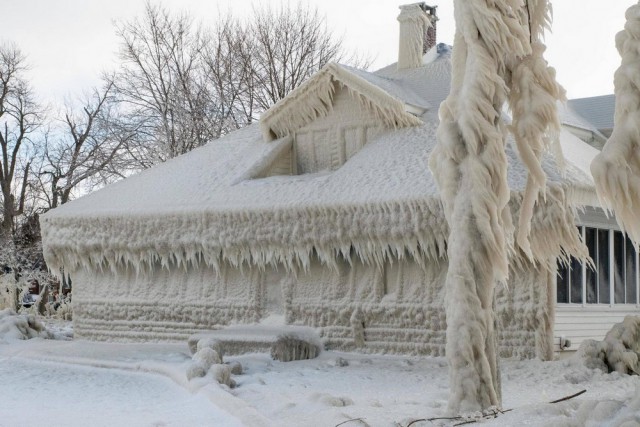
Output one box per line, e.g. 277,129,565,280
444,181,501,412
36,284,50,316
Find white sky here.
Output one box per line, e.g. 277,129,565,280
0,0,630,104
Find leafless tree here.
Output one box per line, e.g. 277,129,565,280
110,2,369,169
0,43,42,243
201,16,258,133
110,1,213,166
201,4,370,129
40,82,135,209
248,3,369,110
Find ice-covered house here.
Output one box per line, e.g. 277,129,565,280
40,3,626,359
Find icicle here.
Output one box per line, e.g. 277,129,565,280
591,2,640,247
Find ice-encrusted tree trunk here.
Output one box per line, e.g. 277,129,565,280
430,0,564,413
591,2,640,245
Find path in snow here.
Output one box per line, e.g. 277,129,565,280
0,357,242,427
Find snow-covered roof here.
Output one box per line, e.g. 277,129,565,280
568,94,616,131
41,44,599,275
557,102,606,139
374,43,452,112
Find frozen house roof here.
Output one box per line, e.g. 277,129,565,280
568,94,616,132
41,45,598,275
557,102,606,139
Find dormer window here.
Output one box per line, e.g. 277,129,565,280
256,63,427,177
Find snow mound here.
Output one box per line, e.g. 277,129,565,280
578,316,640,374
0,309,54,342
560,389,640,427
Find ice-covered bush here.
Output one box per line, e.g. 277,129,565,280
271,334,321,362
211,364,232,387
0,308,54,342
578,316,640,374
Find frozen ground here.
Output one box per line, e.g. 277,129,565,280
0,317,639,426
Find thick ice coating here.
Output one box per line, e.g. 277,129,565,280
591,2,640,246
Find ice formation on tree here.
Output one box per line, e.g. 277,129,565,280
591,2,640,245
578,316,640,375
508,1,566,257
430,0,564,413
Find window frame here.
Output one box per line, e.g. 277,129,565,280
557,225,640,307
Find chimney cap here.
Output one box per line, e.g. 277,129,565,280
398,2,439,20
398,1,440,22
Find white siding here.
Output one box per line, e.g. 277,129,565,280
555,305,640,351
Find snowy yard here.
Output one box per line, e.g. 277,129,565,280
0,315,639,427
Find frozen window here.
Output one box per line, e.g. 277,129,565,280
585,227,597,303
570,256,583,304
614,231,625,303
626,236,637,304
598,229,610,304
557,262,568,303
557,226,638,305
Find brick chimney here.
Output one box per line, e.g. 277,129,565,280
397,3,438,70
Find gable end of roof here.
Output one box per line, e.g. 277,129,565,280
259,63,424,142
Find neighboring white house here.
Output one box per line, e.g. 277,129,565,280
568,94,616,139
40,3,627,358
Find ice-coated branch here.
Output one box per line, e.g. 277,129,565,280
591,2,640,245
509,0,566,258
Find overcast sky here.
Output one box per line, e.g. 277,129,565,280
0,0,630,104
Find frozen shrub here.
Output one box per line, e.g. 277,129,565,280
211,364,232,387
578,316,640,374
193,347,222,369
188,335,225,357
0,309,53,341
270,334,320,362
185,362,207,380
197,337,225,358
229,361,243,375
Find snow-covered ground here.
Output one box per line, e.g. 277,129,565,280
0,314,639,427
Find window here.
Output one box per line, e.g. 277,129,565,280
557,226,639,305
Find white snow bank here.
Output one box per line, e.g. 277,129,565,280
566,390,640,427
578,315,640,375
0,309,53,342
